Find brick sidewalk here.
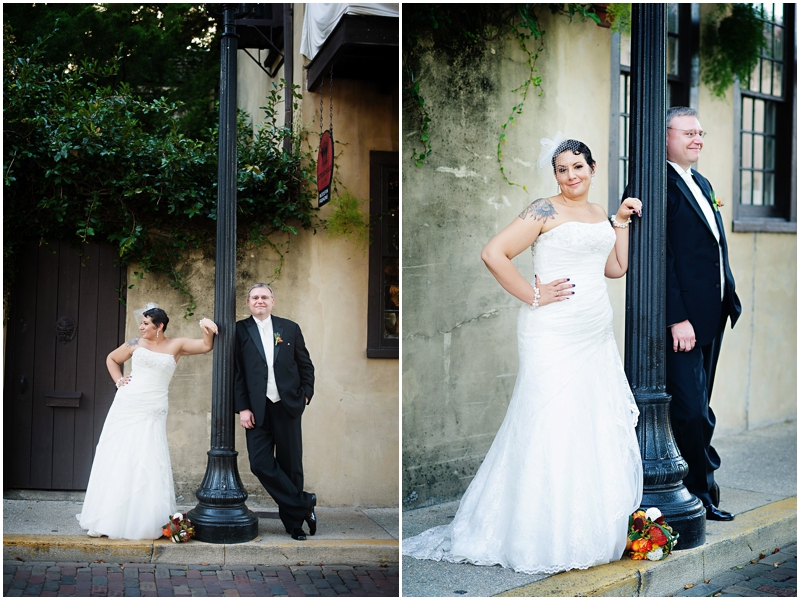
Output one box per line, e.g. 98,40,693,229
3,561,399,597
674,542,797,597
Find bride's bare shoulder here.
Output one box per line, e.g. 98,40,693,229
519,197,559,222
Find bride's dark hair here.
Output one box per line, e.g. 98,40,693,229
143,307,169,333
551,139,596,172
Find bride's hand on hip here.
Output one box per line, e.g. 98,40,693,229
535,274,574,306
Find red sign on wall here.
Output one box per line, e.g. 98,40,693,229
317,130,334,207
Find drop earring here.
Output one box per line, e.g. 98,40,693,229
591,176,595,188
157,330,160,338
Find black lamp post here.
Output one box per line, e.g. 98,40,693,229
625,3,706,549
187,3,259,544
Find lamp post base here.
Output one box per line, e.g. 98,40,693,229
641,483,706,549
188,450,259,544
187,503,259,544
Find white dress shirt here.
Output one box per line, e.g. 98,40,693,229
668,161,725,300
255,315,281,403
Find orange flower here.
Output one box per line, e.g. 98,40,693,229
630,551,648,561
631,538,652,553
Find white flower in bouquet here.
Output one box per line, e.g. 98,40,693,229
645,507,662,521
646,547,664,561
173,512,184,521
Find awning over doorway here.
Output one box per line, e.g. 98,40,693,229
301,3,398,92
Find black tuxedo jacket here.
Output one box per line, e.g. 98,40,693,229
234,315,315,423
665,166,741,345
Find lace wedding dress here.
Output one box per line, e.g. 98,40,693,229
403,221,643,574
78,347,178,539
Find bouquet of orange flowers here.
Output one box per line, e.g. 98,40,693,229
627,507,678,561
162,512,195,543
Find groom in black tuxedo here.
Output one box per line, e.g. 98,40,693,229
664,107,742,521
234,283,317,540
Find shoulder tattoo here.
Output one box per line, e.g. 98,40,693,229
519,198,558,222
126,339,139,347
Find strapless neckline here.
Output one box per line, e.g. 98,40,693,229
133,346,177,363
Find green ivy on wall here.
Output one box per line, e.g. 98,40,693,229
402,4,602,190
4,32,318,320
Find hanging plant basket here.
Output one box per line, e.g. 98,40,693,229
701,3,768,98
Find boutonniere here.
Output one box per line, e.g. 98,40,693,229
274,332,283,346
710,190,723,212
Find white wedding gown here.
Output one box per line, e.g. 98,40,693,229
403,221,643,574
78,347,178,540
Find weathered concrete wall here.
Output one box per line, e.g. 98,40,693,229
402,13,616,507
124,4,399,508
402,9,796,508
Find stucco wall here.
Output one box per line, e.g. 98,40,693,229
402,13,616,507
123,4,399,508
402,9,796,508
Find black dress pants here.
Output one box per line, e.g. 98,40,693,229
666,321,725,507
245,399,311,531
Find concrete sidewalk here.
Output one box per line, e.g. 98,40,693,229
402,420,797,597
3,494,399,567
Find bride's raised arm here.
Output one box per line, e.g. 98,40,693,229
174,318,219,358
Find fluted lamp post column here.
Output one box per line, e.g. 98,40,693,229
624,3,706,549
187,3,259,544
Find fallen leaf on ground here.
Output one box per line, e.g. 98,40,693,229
684,584,694,589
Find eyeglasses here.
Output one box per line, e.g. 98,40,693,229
668,127,706,139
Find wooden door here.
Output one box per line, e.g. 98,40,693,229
4,241,127,490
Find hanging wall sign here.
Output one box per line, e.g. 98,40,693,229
317,130,334,207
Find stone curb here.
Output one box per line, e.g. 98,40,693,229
3,534,399,566
495,496,797,597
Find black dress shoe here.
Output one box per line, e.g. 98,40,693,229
290,528,307,540
710,481,721,507
305,493,317,536
706,504,734,521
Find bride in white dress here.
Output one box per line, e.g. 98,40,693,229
77,305,218,540
403,138,645,574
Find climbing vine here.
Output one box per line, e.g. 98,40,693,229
403,4,602,190
4,32,318,320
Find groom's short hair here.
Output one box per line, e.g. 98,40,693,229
247,283,274,299
666,106,699,127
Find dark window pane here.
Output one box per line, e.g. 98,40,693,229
753,171,764,205
764,23,774,57
743,97,754,131
668,3,680,33
760,58,772,94
774,3,783,25
765,102,776,134
741,171,752,205
765,137,775,169
384,312,398,339
742,133,753,168
775,25,784,60
754,99,765,132
753,135,764,169
382,257,398,340
772,61,783,97
764,173,774,206
667,36,679,75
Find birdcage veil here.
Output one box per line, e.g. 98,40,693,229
537,132,590,173
133,302,159,323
